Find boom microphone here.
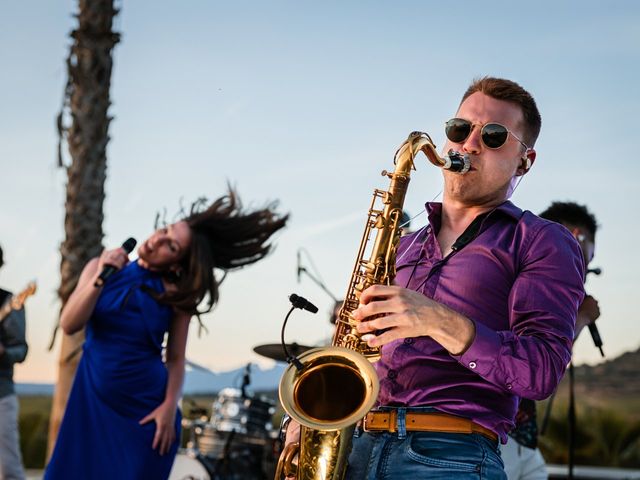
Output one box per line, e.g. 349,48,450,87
289,293,318,314
94,237,137,287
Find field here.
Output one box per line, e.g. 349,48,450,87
18,396,51,469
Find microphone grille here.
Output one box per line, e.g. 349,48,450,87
122,237,137,253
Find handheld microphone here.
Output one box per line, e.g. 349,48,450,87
94,237,137,287
588,324,604,357
585,267,604,356
289,293,318,314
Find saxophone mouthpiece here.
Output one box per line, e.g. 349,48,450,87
444,150,471,174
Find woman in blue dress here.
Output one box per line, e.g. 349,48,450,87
45,191,287,480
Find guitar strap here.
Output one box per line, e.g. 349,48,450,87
0,288,11,328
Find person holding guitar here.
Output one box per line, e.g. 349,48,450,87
0,245,29,480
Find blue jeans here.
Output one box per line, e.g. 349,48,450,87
346,410,505,479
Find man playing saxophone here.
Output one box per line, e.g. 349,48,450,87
285,76,584,479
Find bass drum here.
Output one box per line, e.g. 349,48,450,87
168,452,211,480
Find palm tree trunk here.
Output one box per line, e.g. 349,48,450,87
47,0,119,460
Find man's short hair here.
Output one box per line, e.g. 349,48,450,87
461,76,542,147
539,201,598,239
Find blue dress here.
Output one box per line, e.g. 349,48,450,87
45,261,181,480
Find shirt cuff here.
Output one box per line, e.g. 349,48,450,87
451,320,502,377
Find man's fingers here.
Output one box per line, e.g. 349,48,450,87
353,299,395,321
365,327,401,347
359,284,398,303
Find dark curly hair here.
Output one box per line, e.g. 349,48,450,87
147,189,288,317
539,201,598,239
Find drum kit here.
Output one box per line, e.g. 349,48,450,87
169,342,314,480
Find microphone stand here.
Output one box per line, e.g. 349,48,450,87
568,267,604,478
298,266,338,302
297,248,338,302
541,266,603,479
568,361,575,480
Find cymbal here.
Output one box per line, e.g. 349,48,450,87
253,343,315,362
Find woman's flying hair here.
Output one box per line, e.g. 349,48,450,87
149,187,288,317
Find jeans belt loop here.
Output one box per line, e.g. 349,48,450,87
354,420,363,438
397,408,407,439
389,409,397,433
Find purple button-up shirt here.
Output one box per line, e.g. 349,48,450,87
375,201,585,442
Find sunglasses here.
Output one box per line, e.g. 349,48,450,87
445,118,529,150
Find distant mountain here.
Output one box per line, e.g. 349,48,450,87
553,346,640,418
15,383,54,396
182,361,285,395
16,361,286,397
572,347,640,398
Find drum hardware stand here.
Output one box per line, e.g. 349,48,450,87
215,430,237,477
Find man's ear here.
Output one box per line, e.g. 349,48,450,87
516,148,536,176
571,227,585,243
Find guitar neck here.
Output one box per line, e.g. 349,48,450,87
0,282,36,324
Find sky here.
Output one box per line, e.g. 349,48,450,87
1,1,639,383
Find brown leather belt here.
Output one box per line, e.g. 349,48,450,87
363,410,498,443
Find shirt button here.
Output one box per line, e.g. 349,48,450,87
507,384,513,390
469,361,477,369
387,370,397,379
404,338,414,345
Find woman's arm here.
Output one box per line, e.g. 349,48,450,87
163,310,190,407
59,259,100,334
60,248,129,335
139,310,191,455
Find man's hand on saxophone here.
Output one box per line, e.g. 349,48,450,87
352,284,476,356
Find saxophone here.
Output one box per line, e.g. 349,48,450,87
275,132,470,480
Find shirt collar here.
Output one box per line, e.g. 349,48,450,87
425,200,523,229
